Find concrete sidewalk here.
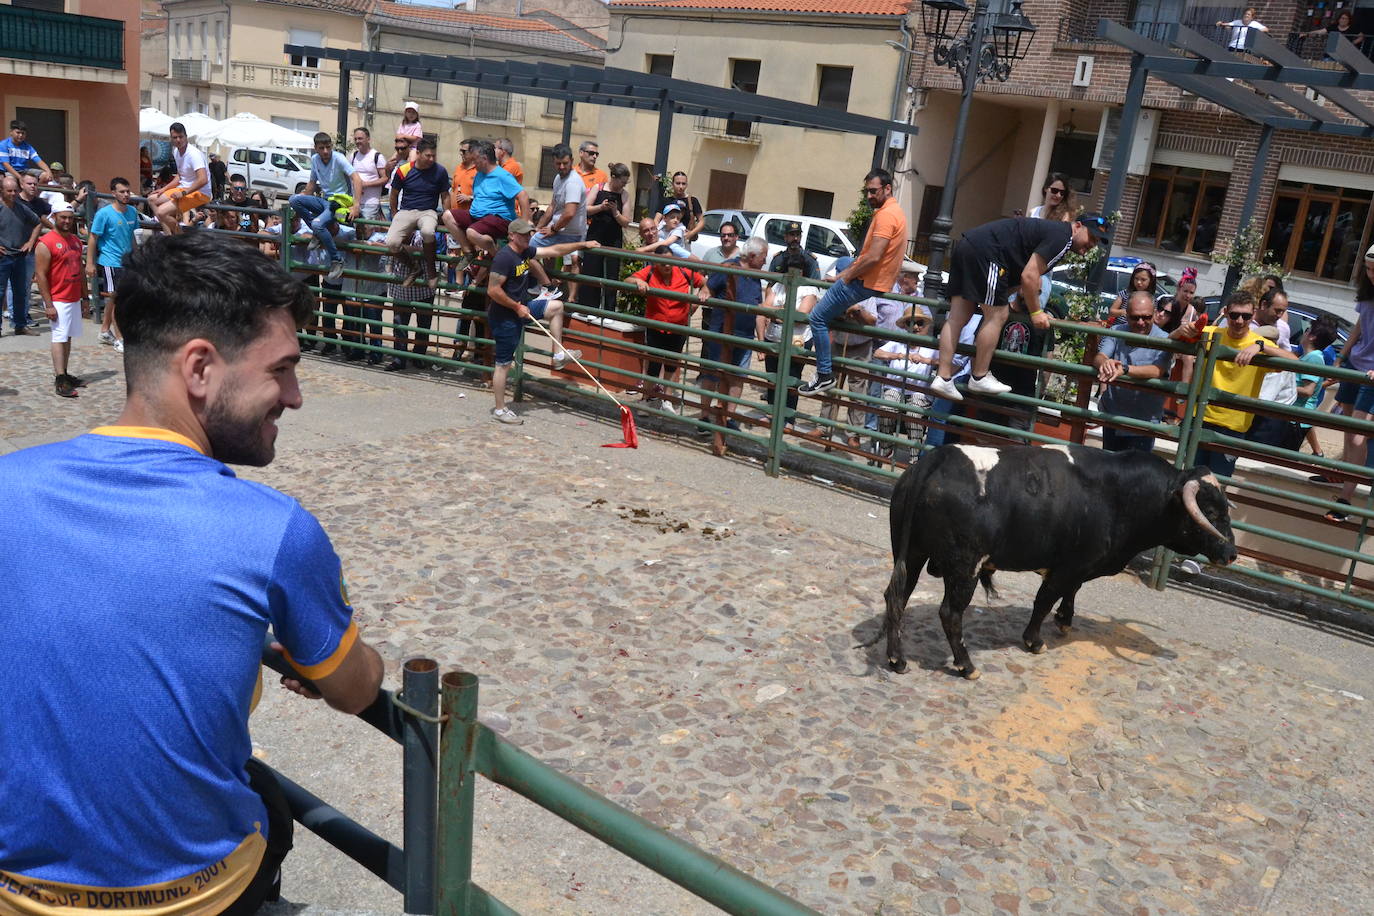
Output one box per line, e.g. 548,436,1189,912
4,326,1374,916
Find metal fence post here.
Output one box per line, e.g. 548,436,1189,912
437,671,480,915
280,203,294,274
765,270,801,477
403,659,440,915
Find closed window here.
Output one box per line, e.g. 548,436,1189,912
271,153,299,171
1132,165,1229,256
546,97,568,118
474,88,511,121
762,218,792,246
647,54,674,77
800,188,834,220
537,146,557,189
817,65,852,111
726,59,760,137
807,224,849,258
1264,180,1374,281
272,115,320,135
701,212,723,235
408,79,440,101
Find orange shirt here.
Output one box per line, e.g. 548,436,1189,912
501,157,524,185
858,197,908,293
576,164,608,191
451,164,477,210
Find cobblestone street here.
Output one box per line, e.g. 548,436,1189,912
4,330,1373,916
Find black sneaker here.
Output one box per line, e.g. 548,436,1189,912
54,375,77,398
1326,498,1351,522
65,373,87,388
798,373,835,394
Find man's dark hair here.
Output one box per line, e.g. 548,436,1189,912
313,131,332,146
551,143,573,160
416,138,436,154
9,120,25,131
1225,289,1255,308
109,177,130,191
169,122,186,135
474,140,497,164
1309,315,1338,350
353,125,370,138
779,250,811,274
865,167,894,187
117,233,312,384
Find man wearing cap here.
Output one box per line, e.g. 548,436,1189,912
768,221,819,279
485,219,599,424
931,213,1108,402
799,168,908,395
34,201,84,397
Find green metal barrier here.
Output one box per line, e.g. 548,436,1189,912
279,212,1374,619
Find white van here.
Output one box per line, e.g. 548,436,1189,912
225,146,311,198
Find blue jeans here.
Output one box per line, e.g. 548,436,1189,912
288,194,341,262
0,253,30,330
807,278,882,376
1102,427,1156,454
923,397,964,449
1195,422,1239,477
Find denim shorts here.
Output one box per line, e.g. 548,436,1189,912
490,298,549,366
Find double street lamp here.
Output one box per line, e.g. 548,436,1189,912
918,0,1036,300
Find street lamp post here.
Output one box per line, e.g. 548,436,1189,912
919,0,1036,301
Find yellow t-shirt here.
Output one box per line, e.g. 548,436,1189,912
1201,325,1270,432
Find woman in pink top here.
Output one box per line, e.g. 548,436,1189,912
396,101,423,154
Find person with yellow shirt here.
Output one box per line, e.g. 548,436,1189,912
1174,288,1301,476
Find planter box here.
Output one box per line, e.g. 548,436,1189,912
552,314,645,393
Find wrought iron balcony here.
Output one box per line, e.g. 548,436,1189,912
693,115,761,144
0,5,124,70
465,90,525,125
171,58,208,82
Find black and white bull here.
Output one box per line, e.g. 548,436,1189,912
876,443,1238,680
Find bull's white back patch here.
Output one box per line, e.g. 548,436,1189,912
1044,444,1077,464
954,445,1001,496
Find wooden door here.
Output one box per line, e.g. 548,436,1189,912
707,169,747,211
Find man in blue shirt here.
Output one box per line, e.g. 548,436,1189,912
385,138,450,289
0,231,384,911
85,176,139,351
0,119,51,184
1093,290,1174,453
447,139,529,270
287,132,362,282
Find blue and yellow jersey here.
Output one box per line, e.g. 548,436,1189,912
0,427,357,912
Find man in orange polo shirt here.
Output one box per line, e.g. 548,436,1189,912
496,138,524,185
799,167,908,394
449,138,477,212
574,140,607,191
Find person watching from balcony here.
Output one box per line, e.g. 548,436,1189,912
1217,7,1268,51
1303,9,1363,49
1030,173,1077,221
0,120,51,185
150,122,213,237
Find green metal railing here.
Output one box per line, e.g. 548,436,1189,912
278,215,1374,615
0,5,124,70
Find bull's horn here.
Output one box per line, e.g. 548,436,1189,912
1182,479,1228,543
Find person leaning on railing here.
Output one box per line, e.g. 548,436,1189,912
0,232,384,911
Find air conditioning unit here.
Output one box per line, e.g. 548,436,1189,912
1092,107,1158,175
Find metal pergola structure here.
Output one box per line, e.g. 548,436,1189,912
286,44,918,197
1097,20,1374,281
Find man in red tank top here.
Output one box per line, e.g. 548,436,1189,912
35,201,85,397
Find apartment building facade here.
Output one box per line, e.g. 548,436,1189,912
0,0,141,182
601,0,912,221
906,0,1374,318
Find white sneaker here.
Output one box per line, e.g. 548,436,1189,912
1178,559,1202,576
540,286,563,301
491,407,523,425
113,338,124,353
659,399,679,414
552,347,582,369
326,260,345,282
967,373,1011,396
98,330,116,346
929,375,963,402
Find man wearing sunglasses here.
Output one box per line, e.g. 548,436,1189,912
1175,288,1300,475
1094,290,1174,453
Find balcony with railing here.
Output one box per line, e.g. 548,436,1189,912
171,57,209,82
1055,12,1374,62
693,115,762,144
231,61,333,95
0,4,124,70
464,89,525,126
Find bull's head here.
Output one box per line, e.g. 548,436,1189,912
1169,468,1238,566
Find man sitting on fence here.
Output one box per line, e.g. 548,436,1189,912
0,232,384,912
446,140,528,277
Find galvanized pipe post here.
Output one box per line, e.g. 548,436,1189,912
765,269,801,477
436,671,479,914
403,658,440,915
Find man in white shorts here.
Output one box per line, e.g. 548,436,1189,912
34,202,85,397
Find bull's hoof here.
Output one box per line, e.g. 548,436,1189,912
887,657,908,674
1023,639,1046,655
1055,620,1073,635
959,666,981,680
